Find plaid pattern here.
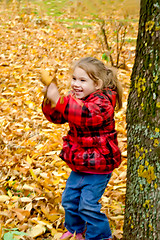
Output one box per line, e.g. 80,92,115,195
42,88,121,173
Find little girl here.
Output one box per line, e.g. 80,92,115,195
42,57,122,240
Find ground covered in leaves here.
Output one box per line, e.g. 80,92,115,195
0,2,138,239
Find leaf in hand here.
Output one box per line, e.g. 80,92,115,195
40,69,57,86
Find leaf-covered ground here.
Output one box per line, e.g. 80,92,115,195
0,2,138,239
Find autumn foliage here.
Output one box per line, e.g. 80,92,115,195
0,1,138,239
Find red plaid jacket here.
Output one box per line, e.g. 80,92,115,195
42,88,121,174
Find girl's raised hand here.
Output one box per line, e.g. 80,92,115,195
45,82,60,105
40,69,60,106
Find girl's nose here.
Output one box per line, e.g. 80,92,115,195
73,80,80,87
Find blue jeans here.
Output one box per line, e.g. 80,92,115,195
62,171,112,240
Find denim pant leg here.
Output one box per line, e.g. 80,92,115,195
62,171,86,234
78,173,112,240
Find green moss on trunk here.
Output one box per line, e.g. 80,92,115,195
123,0,160,239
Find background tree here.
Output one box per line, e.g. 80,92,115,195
123,0,160,239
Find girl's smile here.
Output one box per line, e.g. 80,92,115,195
71,67,98,99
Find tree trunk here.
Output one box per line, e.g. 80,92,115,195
123,0,160,240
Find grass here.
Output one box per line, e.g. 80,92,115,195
0,0,139,28
33,0,69,16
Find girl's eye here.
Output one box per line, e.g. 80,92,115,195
81,79,86,82
72,77,76,81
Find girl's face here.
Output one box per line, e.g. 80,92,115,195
71,67,98,99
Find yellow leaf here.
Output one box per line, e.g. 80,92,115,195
109,215,124,220
30,169,37,180
27,155,32,164
154,183,157,189
40,69,56,86
35,144,44,150
53,178,61,185
13,208,30,221
154,128,159,133
156,102,160,108
60,96,64,104
0,195,10,202
27,224,46,238
51,228,58,236
0,224,2,237
54,233,63,239
121,150,127,157
113,229,123,239
22,184,34,191
7,190,12,197
70,232,76,240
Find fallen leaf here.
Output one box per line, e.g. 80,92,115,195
27,224,46,238
0,195,10,202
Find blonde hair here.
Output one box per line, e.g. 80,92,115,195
72,57,123,110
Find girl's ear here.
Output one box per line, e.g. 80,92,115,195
95,79,103,90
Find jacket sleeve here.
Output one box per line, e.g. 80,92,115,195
54,94,114,127
42,97,67,124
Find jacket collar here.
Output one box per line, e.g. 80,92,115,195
81,88,117,108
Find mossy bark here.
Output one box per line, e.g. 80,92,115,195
123,0,160,239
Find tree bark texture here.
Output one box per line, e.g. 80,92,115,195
123,0,160,240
